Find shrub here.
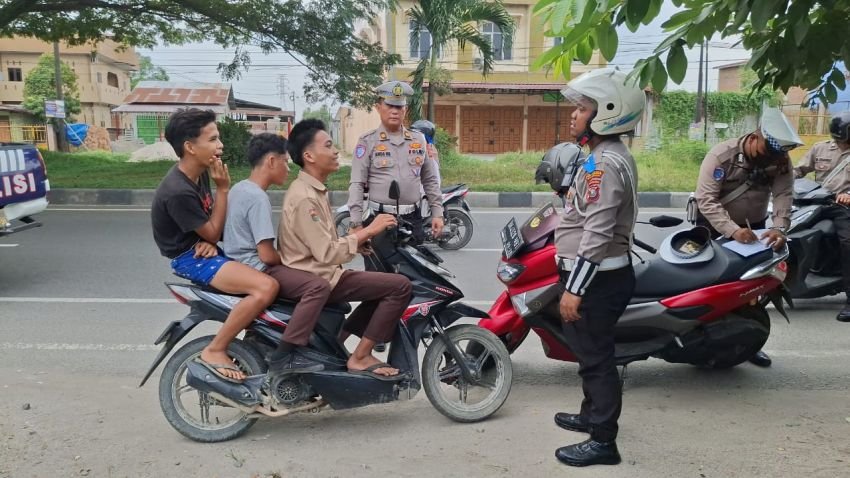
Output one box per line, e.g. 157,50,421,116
217,117,252,166
434,127,462,165
665,139,710,163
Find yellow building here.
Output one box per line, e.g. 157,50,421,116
0,37,138,137
336,0,607,155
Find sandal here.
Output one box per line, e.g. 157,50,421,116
193,357,245,384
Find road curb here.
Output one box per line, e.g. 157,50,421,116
48,188,692,209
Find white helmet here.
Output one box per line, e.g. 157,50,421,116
561,68,646,136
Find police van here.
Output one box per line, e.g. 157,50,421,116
0,143,49,236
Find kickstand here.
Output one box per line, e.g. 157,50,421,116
619,364,628,392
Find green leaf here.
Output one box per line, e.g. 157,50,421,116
576,38,593,64
651,57,668,92
639,56,656,88
654,31,685,54
791,17,809,46
625,0,651,30
661,8,700,29
730,0,751,30
643,0,663,25
551,0,572,35
751,0,781,31
831,68,847,91
825,82,838,104
571,0,589,21
532,44,565,70
533,0,560,15
595,22,618,61
666,43,687,84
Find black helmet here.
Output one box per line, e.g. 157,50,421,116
829,111,850,143
410,119,436,140
535,142,585,192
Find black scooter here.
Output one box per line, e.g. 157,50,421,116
139,182,512,443
783,178,845,299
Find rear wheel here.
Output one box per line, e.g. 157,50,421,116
698,305,771,369
437,208,474,250
334,211,351,238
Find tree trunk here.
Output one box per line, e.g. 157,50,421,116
427,47,438,122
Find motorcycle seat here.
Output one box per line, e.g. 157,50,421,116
183,281,353,315
441,184,465,194
632,242,773,299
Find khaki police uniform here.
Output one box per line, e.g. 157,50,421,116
554,137,638,444
278,171,412,343
811,142,850,298
695,137,793,237
796,140,850,183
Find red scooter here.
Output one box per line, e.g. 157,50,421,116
478,202,791,370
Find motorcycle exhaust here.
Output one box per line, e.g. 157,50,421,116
185,361,265,407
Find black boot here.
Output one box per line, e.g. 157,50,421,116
555,438,621,467
837,303,850,322
554,412,589,433
267,348,324,375
748,350,772,367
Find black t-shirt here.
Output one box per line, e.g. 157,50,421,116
151,165,214,258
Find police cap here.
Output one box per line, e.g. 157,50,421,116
760,107,804,153
375,81,414,107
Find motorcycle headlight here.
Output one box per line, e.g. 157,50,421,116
497,261,526,284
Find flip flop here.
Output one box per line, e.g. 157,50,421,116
348,362,405,382
193,357,245,384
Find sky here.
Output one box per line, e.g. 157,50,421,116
139,3,751,120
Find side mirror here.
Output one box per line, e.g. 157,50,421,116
649,215,683,228
389,180,400,201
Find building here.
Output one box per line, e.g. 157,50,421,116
336,0,608,155
0,36,138,136
113,81,293,143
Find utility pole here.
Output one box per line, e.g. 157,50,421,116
694,42,704,126
704,41,709,142
277,74,289,111
53,40,66,152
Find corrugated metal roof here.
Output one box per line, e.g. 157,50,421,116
111,104,228,114
123,82,232,106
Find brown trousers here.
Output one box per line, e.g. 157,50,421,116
266,266,412,345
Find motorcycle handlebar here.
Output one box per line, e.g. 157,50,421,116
633,237,657,254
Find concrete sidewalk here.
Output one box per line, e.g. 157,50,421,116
48,188,692,209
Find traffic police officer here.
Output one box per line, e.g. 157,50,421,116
348,81,443,258
553,68,644,467
695,107,803,366
796,111,850,321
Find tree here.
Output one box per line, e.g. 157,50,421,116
0,0,400,108
131,55,169,89
534,0,850,105
302,104,334,126
407,0,516,121
22,53,81,122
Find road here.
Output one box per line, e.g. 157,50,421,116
1,206,849,478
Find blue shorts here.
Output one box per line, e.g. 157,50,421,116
171,247,232,286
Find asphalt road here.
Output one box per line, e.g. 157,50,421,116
1,206,849,478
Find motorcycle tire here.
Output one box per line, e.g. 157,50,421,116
437,208,474,251
422,325,512,423
698,305,771,369
334,211,351,238
159,336,266,443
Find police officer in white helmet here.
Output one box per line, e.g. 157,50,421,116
553,68,644,467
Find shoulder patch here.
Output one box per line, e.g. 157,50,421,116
585,170,604,203
308,207,321,222
355,144,366,159
713,167,725,181
583,153,596,173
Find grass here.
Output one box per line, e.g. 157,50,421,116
43,147,701,192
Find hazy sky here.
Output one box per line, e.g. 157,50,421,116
140,3,749,119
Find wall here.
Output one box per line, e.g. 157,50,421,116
717,66,742,92
335,106,381,153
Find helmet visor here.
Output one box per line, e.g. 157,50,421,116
560,86,596,110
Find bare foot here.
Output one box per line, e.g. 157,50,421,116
200,348,246,381
347,354,399,377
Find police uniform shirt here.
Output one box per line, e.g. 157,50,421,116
821,146,850,194
348,125,442,221
796,140,850,183
555,138,638,296
695,136,793,238
278,171,358,288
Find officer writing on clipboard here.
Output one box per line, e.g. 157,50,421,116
553,68,644,467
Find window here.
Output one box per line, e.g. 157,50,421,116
107,72,119,88
97,72,102,83
7,68,22,82
480,22,512,61
410,21,438,59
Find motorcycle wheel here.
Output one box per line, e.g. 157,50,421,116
698,305,771,369
158,336,266,442
437,208,474,251
334,211,351,238
422,325,512,422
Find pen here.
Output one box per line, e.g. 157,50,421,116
745,218,752,243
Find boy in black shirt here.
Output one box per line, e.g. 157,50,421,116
151,109,279,382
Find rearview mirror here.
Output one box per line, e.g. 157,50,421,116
389,180,400,201
649,215,683,228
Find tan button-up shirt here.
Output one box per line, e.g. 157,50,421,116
555,138,638,263
795,140,850,183
278,171,358,288
348,124,442,222
695,137,793,237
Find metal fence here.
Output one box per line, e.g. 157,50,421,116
0,124,48,146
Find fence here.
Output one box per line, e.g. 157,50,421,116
0,124,48,147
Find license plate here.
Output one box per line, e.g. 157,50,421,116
500,217,524,259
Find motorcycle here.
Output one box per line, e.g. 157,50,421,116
139,182,511,443
335,184,474,250
782,178,844,299
477,202,790,371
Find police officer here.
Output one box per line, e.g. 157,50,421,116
553,68,644,467
348,81,443,256
695,107,803,366
797,112,850,321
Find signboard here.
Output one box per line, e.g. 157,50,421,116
500,217,525,259
44,100,65,119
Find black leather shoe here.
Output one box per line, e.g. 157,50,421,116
837,304,850,322
748,350,772,367
268,350,324,375
555,439,621,467
554,412,589,433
